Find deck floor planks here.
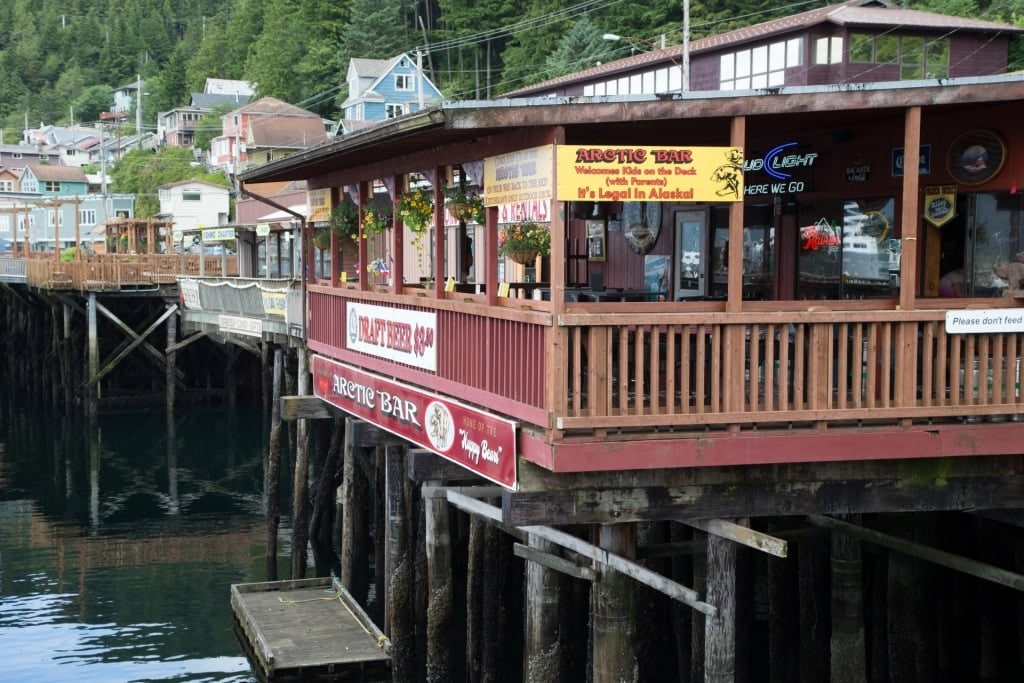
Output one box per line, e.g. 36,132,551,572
232,577,390,681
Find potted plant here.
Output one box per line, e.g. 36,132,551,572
395,186,434,238
498,221,551,264
361,204,390,239
329,199,360,243
444,185,486,224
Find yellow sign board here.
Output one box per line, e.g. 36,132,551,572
261,291,287,317
483,145,554,206
556,145,745,203
923,185,956,228
308,188,333,223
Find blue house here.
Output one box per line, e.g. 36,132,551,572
339,54,443,134
18,164,89,197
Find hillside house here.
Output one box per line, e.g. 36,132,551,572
19,164,88,197
157,178,230,233
209,97,328,176
337,54,443,135
504,0,1023,97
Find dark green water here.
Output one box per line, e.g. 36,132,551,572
0,393,284,682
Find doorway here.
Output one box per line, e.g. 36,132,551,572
674,208,708,300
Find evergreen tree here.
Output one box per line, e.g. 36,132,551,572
245,0,307,101
340,0,411,60
544,15,616,80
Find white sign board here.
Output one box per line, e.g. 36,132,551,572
945,309,1024,334
218,315,263,337
179,279,201,310
346,302,438,372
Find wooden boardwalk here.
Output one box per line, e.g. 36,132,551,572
231,576,391,682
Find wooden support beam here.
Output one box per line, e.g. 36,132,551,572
447,489,715,616
682,518,788,558
504,474,1024,526
409,449,488,483
166,330,210,353
84,303,179,388
514,542,596,581
807,514,1024,592
280,395,334,420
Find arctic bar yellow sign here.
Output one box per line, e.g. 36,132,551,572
556,145,745,203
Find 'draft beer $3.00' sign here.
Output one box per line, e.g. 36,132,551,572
312,355,518,490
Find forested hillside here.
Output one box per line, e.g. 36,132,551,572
0,0,1021,143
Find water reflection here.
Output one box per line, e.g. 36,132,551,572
0,399,284,683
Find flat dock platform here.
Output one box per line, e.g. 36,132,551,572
231,576,391,682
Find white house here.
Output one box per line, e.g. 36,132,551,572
157,178,230,232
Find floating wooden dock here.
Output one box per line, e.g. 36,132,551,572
231,576,391,682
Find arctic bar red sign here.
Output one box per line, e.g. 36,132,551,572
312,355,518,490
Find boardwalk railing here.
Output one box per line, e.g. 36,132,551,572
19,254,239,290
0,256,27,283
309,286,1024,435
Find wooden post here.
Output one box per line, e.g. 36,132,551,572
800,529,830,682
290,346,310,580
340,420,370,604
592,523,637,683
265,346,283,581
670,522,694,680
165,306,176,413
692,532,707,681
466,514,485,681
385,443,415,682
523,533,563,683
705,530,737,682
426,485,454,682
830,517,866,682
87,291,98,418
767,548,798,683
62,302,73,411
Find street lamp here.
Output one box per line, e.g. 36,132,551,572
602,33,689,93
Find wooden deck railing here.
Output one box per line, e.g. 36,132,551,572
21,254,239,290
558,309,1024,432
308,286,1024,436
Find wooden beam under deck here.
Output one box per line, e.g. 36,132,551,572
502,455,1024,526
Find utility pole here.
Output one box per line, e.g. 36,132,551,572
682,0,691,93
136,74,143,150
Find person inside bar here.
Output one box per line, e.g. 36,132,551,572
939,267,965,297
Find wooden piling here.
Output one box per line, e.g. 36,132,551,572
165,309,176,413
87,292,98,418
592,523,637,683
705,528,737,683
799,528,829,682
830,516,866,682
265,346,283,581
466,514,485,682
340,419,370,605
425,484,454,682
886,519,917,682
523,533,562,683
767,543,799,683
385,443,415,682
290,347,310,580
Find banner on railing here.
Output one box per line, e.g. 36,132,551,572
179,279,201,309
261,290,287,317
313,355,518,489
346,301,437,372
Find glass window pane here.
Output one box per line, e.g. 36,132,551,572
815,37,830,65
751,73,768,89
768,70,785,87
735,77,750,90
830,36,843,64
876,35,898,64
752,45,768,75
842,198,895,294
736,49,751,77
720,54,734,80
850,33,874,62
798,203,844,299
629,74,642,93
769,42,785,71
901,64,923,80
787,38,803,67
902,36,923,65
971,192,1024,297
642,71,655,92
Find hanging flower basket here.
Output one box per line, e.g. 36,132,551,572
506,249,539,265
395,186,434,237
499,221,550,265
444,185,486,224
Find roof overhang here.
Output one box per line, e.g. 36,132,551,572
239,73,1024,186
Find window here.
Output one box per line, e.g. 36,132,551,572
80,209,96,225
47,209,56,227
385,103,405,119
0,180,12,191
814,36,843,65
65,149,76,156
182,191,201,201
395,74,413,91
847,34,948,80
44,181,60,192
40,155,50,162
12,153,22,159
720,38,801,90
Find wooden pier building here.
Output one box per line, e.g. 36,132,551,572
237,71,1024,681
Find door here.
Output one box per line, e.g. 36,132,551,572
675,208,708,300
